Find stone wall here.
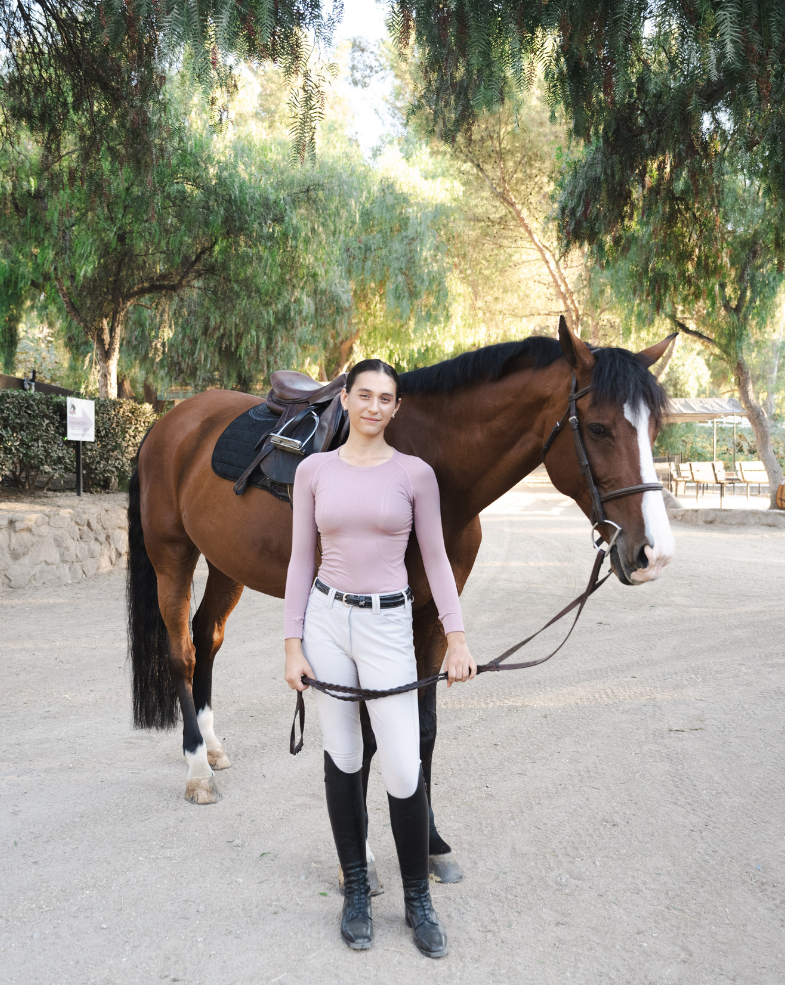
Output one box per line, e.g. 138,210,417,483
0,493,128,591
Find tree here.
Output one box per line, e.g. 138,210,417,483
0,0,349,169
120,66,455,392
390,2,785,211
1,106,291,396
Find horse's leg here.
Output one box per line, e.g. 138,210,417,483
413,601,465,884
191,562,244,771
359,703,383,894
153,544,220,805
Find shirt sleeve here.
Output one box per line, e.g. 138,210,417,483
283,459,319,639
410,459,465,634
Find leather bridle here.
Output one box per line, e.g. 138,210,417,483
541,374,663,551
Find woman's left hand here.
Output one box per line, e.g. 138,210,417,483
441,632,477,686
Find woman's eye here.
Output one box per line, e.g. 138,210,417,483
588,424,607,436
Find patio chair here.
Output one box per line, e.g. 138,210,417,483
690,461,716,501
736,461,769,500
667,462,685,496
711,461,741,507
676,462,694,496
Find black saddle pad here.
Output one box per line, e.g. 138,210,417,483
211,403,291,503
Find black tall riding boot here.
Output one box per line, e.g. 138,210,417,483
388,772,448,958
323,752,373,949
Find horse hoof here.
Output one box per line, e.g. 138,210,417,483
185,776,222,804
429,853,463,883
207,749,231,770
338,862,384,897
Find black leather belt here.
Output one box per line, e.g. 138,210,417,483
314,578,413,609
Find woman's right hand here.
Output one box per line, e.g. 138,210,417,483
284,638,315,692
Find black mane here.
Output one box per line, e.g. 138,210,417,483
399,336,668,426
400,337,562,394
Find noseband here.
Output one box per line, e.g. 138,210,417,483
541,375,663,551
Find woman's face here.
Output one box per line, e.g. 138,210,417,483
340,370,401,438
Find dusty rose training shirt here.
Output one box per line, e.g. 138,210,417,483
284,449,464,639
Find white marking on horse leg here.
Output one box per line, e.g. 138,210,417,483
185,742,213,781
197,705,231,769
366,840,375,864
197,706,220,751
623,402,675,582
184,742,221,804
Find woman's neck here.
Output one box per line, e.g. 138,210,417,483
338,432,395,467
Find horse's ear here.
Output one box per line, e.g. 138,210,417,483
558,315,596,373
635,333,678,368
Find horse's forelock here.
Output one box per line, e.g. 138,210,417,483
590,347,668,430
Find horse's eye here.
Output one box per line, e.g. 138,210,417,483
588,424,607,436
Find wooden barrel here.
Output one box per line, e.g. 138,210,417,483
777,482,785,510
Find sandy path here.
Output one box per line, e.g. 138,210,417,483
2,481,783,984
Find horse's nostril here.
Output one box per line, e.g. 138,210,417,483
636,545,650,569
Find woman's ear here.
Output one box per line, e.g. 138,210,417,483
340,387,349,410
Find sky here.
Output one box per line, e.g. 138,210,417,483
332,0,394,157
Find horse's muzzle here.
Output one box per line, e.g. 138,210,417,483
611,539,673,586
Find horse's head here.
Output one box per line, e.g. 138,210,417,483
543,318,676,586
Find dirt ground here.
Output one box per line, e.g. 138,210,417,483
2,478,783,985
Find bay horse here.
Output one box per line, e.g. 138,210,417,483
127,321,675,874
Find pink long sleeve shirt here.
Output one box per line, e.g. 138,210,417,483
283,448,464,640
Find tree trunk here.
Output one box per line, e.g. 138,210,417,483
95,312,126,398
735,356,784,508
96,341,119,398
118,376,135,399
325,327,362,380
764,319,783,418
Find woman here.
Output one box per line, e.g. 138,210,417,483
283,358,476,958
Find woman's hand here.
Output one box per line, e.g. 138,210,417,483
284,638,315,692
441,631,477,687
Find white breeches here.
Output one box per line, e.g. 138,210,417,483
302,583,421,799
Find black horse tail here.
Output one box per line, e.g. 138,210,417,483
127,466,179,729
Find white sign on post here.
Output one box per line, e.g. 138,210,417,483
66,397,95,442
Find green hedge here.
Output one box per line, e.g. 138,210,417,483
0,391,157,491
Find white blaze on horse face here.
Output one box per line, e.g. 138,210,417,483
623,402,675,582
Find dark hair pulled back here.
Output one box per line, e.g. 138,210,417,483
345,359,400,400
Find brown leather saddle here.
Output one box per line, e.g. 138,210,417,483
232,371,348,495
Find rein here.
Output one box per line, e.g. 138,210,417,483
289,373,663,756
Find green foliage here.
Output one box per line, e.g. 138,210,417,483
394,2,785,229
0,390,157,491
0,1,342,166
0,391,72,490
81,399,158,491
654,423,785,467
119,67,455,390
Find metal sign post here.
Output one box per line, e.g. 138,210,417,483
66,398,95,497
